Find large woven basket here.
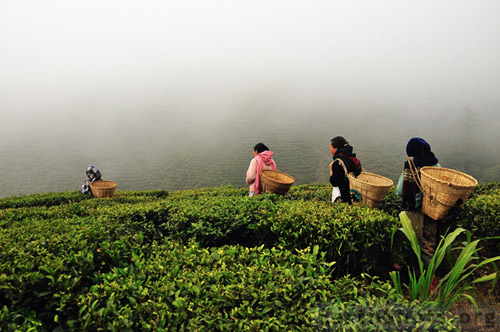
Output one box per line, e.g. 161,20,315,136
419,167,477,220
348,172,393,208
90,180,117,198
261,170,295,195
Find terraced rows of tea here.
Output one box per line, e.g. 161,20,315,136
1,182,500,330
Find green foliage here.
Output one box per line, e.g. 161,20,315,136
0,214,144,330
287,183,332,202
390,212,500,311
458,184,500,255
377,186,402,218
468,182,500,198
0,306,44,332
0,191,90,209
460,189,500,235
256,199,398,275
0,187,462,330
321,297,460,331
78,242,335,331
77,243,456,331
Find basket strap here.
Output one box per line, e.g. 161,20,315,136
334,158,349,180
407,157,425,193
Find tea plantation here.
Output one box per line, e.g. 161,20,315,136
1,183,499,331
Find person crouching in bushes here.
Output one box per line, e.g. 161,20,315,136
329,136,362,204
396,137,440,254
246,143,277,197
81,165,102,195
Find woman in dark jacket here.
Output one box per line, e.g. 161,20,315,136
396,137,440,212
396,137,441,254
329,136,362,204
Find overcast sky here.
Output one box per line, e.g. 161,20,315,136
1,0,500,133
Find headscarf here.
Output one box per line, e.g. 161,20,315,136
404,137,438,169
254,151,277,195
402,138,438,210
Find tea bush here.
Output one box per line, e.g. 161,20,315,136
256,200,397,275
0,214,146,330
76,242,456,331
0,191,89,209
457,182,500,244
377,186,402,217
77,243,333,331
458,187,500,255
128,192,397,275
288,183,402,219
287,183,332,202
0,186,464,331
468,182,500,198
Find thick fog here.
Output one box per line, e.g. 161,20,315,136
1,1,500,197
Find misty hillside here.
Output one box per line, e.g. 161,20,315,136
1,107,499,198
2,1,500,200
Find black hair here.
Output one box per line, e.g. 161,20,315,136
253,143,269,153
330,136,349,149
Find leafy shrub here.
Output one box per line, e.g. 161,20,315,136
119,190,169,199
287,183,332,202
320,297,459,331
160,194,280,247
256,200,398,276
0,305,44,332
468,182,500,198
103,192,398,276
78,242,334,331
1,188,399,277
288,183,402,219
0,186,463,331
460,189,500,235
0,214,145,330
77,242,457,331
458,189,500,256
377,186,402,217
0,191,89,209
391,212,499,311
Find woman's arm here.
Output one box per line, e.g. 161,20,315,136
329,161,346,187
396,171,404,197
246,159,257,185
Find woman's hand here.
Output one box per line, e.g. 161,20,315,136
329,161,333,176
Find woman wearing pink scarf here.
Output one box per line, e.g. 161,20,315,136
246,143,277,196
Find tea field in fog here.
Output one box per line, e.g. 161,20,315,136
1,110,499,198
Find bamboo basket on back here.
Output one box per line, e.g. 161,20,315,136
408,158,477,220
261,170,295,195
337,158,393,208
348,172,394,208
90,180,117,198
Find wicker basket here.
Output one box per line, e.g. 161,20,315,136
90,180,117,198
419,167,477,220
261,170,295,195
348,172,393,208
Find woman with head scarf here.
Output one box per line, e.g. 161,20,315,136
246,143,277,197
81,165,102,195
397,137,440,210
329,136,362,204
396,137,440,252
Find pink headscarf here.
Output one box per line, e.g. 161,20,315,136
254,150,277,195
